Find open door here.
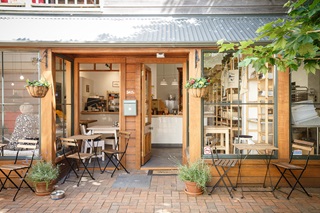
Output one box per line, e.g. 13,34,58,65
141,64,152,165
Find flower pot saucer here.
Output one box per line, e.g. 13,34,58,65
184,188,203,196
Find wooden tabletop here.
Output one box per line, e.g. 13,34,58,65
68,134,102,140
233,143,278,151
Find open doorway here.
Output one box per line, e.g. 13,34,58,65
141,63,183,169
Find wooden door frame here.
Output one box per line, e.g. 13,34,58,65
128,57,188,169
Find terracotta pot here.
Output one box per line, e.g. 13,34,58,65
34,181,55,196
26,86,49,98
190,87,208,98
184,181,203,196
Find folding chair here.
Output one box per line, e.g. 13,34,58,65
272,139,314,199
0,139,38,201
208,143,238,198
60,137,95,186
101,131,130,177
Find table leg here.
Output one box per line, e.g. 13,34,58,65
92,139,102,173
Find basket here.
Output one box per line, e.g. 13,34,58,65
190,87,208,98
26,86,49,98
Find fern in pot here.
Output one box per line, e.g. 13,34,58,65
27,161,60,196
178,159,211,195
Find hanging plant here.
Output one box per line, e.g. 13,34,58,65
185,77,212,98
25,78,50,98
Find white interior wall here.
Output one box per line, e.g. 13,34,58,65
80,71,119,97
156,64,181,101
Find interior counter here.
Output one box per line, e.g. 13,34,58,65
151,116,182,145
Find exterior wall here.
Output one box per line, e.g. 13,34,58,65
102,0,288,15
0,0,288,14
1,46,319,187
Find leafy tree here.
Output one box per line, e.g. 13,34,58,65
218,0,320,74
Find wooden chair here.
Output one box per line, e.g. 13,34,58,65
208,143,238,198
60,137,95,186
272,139,314,199
101,131,130,177
0,139,38,201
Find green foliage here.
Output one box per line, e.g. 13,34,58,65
178,159,211,190
217,0,320,74
27,161,59,189
185,77,212,89
25,78,50,87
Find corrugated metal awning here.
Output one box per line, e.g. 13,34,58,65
0,15,286,47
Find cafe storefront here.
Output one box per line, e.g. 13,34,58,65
1,15,320,186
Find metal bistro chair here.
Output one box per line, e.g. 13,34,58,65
0,139,38,201
272,139,314,199
61,137,95,186
101,131,131,177
208,142,238,198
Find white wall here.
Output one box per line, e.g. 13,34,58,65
80,71,119,97
156,64,181,101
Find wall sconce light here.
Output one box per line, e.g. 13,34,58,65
31,49,48,68
156,53,165,58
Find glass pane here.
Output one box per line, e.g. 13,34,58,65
0,51,40,158
203,52,275,156
291,68,320,156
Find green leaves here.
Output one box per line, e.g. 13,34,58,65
26,78,50,87
216,0,320,74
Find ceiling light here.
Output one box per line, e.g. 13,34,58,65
171,78,178,86
160,78,168,86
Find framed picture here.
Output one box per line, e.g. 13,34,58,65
112,81,119,87
86,85,90,92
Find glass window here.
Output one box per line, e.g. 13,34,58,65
202,51,275,156
0,51,41,158
291,67,320,156
55,56,73,157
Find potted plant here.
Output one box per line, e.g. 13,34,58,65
25,78,50,98
185,77,211,98
178,159,211,195
27,161,60,196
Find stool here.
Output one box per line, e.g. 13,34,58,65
233,135,255,154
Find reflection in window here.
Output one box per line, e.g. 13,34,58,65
55,57,73,157
0,51,41,158
202,52,275,155
291,68,320,156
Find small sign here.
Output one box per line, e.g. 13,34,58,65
112,81,119,87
